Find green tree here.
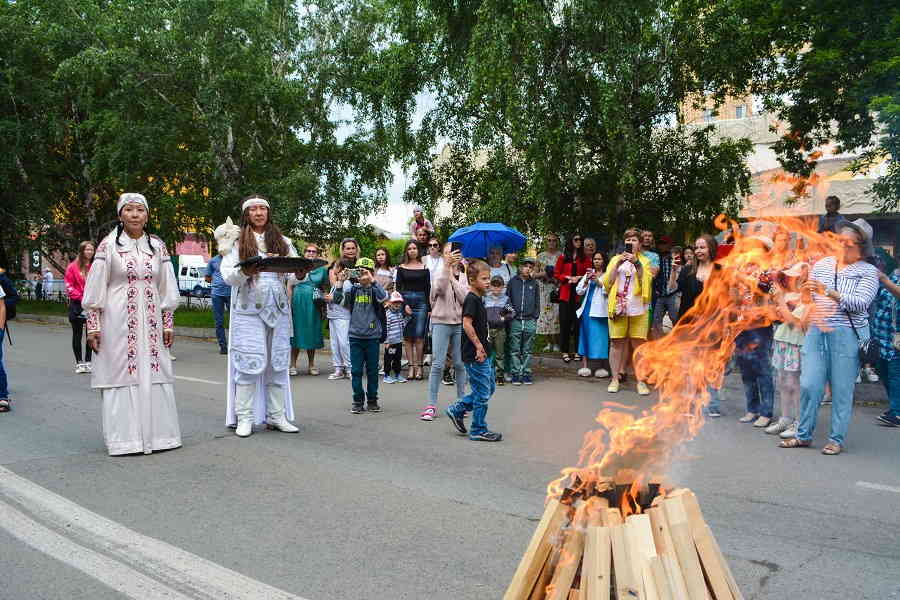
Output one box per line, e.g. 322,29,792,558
690,0,900,208
336,0,757,241
0,0,404,267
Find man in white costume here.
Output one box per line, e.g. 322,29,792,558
221,196,301,437
84,193,182,455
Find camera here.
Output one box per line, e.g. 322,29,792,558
345,268,362,282
624,242,634,254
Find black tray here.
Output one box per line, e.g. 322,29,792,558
237,256,328,273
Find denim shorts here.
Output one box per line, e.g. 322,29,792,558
402,291,428,339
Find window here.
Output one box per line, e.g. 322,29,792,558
703,109,714,122
735,105,746,119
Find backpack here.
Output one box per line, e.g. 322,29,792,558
0,274,18,320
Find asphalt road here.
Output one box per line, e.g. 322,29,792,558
0,321,898,600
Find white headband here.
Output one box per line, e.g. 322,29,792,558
117,193,148,213
242,197,270,212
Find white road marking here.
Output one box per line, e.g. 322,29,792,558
0,498,194,600
856,481,900,494
0,465,310,600
175,375,224,385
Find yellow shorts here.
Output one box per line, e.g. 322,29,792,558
609,312,650,340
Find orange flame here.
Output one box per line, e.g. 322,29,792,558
548,214,848,499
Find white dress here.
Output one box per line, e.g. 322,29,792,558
221,233,297,426
83,232,181,456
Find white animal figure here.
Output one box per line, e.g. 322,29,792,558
214,216,241,257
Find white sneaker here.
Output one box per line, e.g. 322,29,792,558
594,368,610,379
864,366,880,382
577,367,592,377
328,369,345,380
780,421,799,439
84,362,92,373
236,420,252,437
738,412,758,423
753,415,772,428
636,381,650,395
74,363,85,374
765,417,793,435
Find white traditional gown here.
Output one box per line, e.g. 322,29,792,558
83,231,182,455
221,233,297,426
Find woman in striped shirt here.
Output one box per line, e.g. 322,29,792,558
780,219,879,455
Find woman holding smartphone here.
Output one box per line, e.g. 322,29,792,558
603,228,653,394
576,251,610,378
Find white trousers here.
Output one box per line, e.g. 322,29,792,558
329,318,351,369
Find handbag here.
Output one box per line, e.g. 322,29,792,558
549,287,560,304
835,265,879,363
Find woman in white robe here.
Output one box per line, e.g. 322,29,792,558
83,193,181,456
221,196,301,437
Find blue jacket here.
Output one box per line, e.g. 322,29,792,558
506,275,540,320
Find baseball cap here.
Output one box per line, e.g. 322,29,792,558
355,257,376,271
389,291,404,303
521,257,537,265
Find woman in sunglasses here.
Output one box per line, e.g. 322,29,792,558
554,234,591,363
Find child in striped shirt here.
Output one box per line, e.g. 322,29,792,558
384,291,410,383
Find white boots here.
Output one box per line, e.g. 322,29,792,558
234,384,255,437
265,385,299,433
234,384,299,437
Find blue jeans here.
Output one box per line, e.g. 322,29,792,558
797,325,864,446
428,323,467,406
212,295,231,350
350,337,381,405
707,385,721,413
877,357,900,418
0,328,7,399
448,357,496,438
734,326,775,417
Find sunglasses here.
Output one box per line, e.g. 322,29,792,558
573,237,583,242
429,243,440,247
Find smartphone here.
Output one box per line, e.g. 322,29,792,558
451,241,463,253
625,242,634,254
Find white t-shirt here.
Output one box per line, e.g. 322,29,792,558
616,261,645,316
0,285,5,299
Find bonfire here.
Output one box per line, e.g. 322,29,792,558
505,215,846,600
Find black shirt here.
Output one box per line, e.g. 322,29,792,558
677,263,722,322
461,291,492,363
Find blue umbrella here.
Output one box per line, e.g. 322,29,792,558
448,222,527,258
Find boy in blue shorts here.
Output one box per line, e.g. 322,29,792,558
445,260,502,442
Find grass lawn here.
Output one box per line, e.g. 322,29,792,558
18,299,223,329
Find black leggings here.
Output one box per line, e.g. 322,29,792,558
383,343,402,377
559,295,580,354
69,305,92,364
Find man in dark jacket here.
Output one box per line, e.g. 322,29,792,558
506,258,540,385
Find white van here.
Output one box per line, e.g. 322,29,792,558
177,255,210,297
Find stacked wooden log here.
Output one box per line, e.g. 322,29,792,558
504,486,743,600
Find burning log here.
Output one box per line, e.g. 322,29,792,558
505,488,743,600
